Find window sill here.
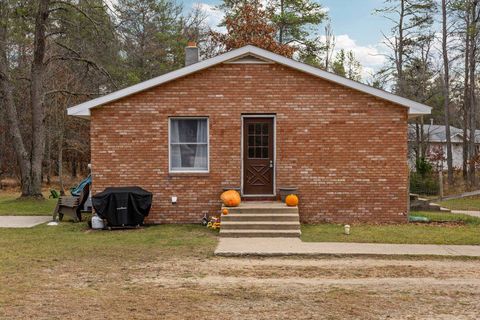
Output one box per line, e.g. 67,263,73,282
168,172,210,178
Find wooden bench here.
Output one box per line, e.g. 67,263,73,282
52,183,90,222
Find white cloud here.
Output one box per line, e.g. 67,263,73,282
193,2,225,32
191,4,385,81
335,35,385,67
332,34,387,79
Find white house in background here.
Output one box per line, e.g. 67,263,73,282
408,124,480,170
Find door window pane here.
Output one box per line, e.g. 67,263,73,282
248,135,254,146
261,135,268,146
248,147,255,158
262,147,268,158
247,121,270,159
248,124,254,135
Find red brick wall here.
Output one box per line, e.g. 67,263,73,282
90,63,408,224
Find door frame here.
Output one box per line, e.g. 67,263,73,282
240,114,276,197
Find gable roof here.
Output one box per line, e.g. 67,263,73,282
67,45,431,119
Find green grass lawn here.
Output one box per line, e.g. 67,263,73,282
0,223,217,274
1,191,479,246
438,196,480,211
301,211,480,245
0,192,57,216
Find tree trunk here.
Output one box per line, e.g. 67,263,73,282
279,0,284,44
0,10,32,196
468,0,478,187
415,121,421,163
463,5,471,181
420,116,425,158
58,134,65,196
71,157,77,178
45,126,51,185
29,0,50,197
396,0,405,96
0,0,50,198
442,0,454,185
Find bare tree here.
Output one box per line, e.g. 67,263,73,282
0,0,50,198
376,0,437,96
442,0,454,184
323,23,335,71
467,1,479,187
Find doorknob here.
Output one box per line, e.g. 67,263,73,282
269,160,273,168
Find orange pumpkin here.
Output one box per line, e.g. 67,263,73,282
220,190,241,207
222,208,229,215
285,194,299,207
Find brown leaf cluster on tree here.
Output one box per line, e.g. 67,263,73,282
209,1,295,57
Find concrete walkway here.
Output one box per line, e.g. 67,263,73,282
434,189,480,201
215,238,480,257
0,216,51,228
451,210,480,218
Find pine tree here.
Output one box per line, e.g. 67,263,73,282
115,0,187,84
268,0,327,45
211,0,295,57
331,49,362,81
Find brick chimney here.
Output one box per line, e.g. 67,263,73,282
185,41,199,66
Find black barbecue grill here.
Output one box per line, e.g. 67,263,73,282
92,187,152,227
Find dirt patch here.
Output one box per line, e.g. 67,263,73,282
2,256,479,319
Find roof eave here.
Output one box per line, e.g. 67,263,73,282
408,111,431,119
67,45,432,119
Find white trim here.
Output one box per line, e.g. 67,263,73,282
223,53,274,64
241,115,276,197
168,117,210,173
67,45,431,118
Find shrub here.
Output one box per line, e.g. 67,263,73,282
415,157,433,178
410,171,439,196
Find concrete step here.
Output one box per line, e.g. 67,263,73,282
221,221,300,230
225,207,298,214
221,213,299,222
219,229,301,238
220,201,301,238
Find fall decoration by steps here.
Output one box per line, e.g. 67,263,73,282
220,190,241,207
285,194,299,207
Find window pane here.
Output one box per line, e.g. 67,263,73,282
248,147,255,158
255,147,262,158
255,135,261,146
263,123,268,135
171,144,208,170
255,123,262,134
248,136,254,147
248,124,254,135
170,118,208,172
261,135,268,146
262,147,268,158
171,119,207,143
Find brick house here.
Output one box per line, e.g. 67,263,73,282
68,45,431,224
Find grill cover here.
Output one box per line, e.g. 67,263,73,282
92,187,152,227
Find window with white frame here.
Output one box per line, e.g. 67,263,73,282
169,118,209,172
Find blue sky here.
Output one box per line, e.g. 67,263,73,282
182,0,393,78
320,0,391,46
